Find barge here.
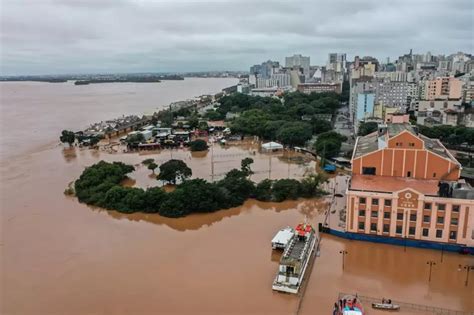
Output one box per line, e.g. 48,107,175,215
271,226,295,249
272,223,317,294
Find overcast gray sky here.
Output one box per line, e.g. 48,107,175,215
1,0,472,75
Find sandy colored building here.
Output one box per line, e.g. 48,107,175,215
346,123,474,247
423,77,463,100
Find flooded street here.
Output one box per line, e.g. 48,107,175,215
1,81,473,315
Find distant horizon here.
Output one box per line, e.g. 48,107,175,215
0,70,248,77
2,0,472,76
1,48,472,77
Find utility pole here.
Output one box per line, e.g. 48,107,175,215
268,151,272,179
459,265,474,287
287,149,291,178
426,260,436,282
211,141,215,182
339,250,348,271
440,245,444,263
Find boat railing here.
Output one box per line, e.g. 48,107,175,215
338,292,473,315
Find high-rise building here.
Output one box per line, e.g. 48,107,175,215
285,54,310,78
375,81,418,109
423,77,463,100
327,53,347,72
356,92,375,121
346,123,474,247
249,60,279,79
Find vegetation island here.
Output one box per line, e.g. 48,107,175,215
72,158,327,218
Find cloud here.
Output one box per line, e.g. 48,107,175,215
1,0,472,75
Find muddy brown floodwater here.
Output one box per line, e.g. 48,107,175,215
1,81,473,315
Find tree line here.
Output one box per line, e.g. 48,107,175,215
205,91,341,149
73,159,327,218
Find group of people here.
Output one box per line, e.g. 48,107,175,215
382,298,392,304
333,296,360,315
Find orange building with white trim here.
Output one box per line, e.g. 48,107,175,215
346,123,474,247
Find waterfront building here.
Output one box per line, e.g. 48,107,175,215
285,54,310,78
297,82,341,94
250,87,281,97
346,123,474,247
250,60,280,79
256,73,291,88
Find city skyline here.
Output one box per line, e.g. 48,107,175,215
2,0,473,75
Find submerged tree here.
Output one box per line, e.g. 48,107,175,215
148,162,158,174
157,159,192,184
60,130,75,145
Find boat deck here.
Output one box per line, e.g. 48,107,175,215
287,238,306,259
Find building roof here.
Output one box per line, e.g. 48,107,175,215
353,123,457,163
350,175,439,195
386,123,415,137
262,141,283,150
353,131,379,158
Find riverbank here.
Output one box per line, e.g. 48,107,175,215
0,78,238,161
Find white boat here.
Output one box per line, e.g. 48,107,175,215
271,226,295,249
372,302,400,311
272,223,316,294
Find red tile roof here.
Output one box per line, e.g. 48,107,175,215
350,175,439,195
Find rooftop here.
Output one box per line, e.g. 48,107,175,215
350,175,439,195
353,123,455,162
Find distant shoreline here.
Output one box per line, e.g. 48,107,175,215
0,74,185,84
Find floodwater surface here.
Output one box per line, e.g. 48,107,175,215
1,81,473,315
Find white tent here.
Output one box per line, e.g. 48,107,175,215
262,141,283,151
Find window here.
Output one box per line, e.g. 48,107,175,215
359,210,366,217
437,216,444,224
433,172,436,178
409,227,416,235
451,218,458,225
384,200,391,207
384,212,391,219
436,230,443,238
422,228,429,237
397,213,403,220
407,171,411,177
359,197,366,204
371,211,378,218
383,224,390,233
358,222,365,230
452,205,460,212
372,198,379,206
396,225,402,234
370,223,377,232
423,215,430,223
409,142,415,147
438,203,446,211
410,213,417,222
449,231,457,240
362,167,376,175
424,203,432,210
